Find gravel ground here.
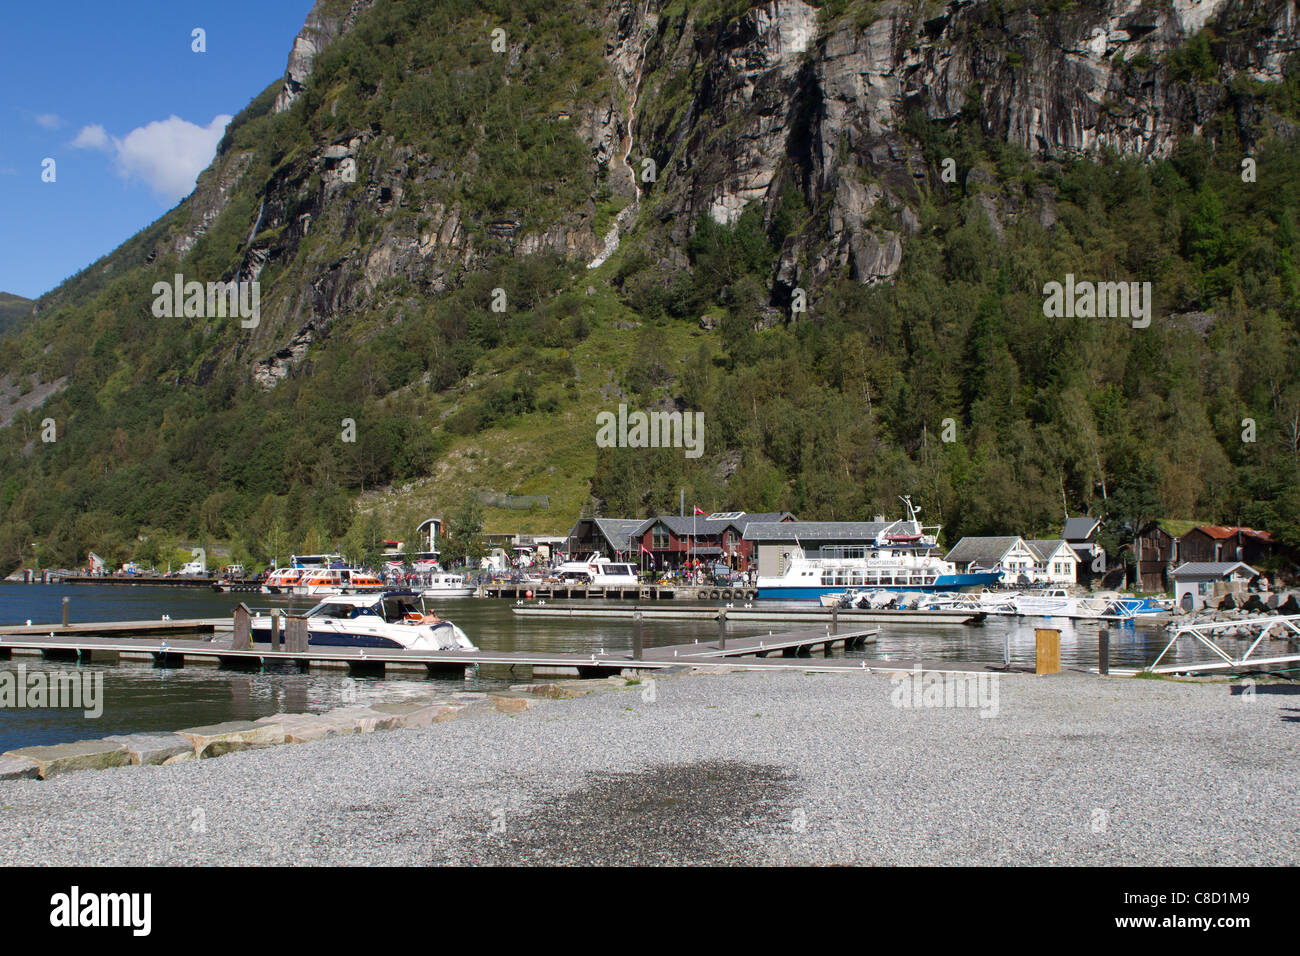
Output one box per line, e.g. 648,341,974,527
0,667,1295,866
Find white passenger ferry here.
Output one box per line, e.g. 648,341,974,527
758,497,1002,600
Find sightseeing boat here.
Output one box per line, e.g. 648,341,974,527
758,497,1002,601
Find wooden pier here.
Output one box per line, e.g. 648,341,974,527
0,618,228,638
0,617,878,677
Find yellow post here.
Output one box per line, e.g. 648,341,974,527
1035,628,1061,675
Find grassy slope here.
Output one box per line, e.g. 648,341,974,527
362,288,713,534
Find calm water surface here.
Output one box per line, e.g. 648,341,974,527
0,583,1208,750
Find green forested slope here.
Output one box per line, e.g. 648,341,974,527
1,0,1298,574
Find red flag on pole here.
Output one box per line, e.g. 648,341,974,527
693,506,707,516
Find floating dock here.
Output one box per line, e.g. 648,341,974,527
0,618,228,638
513,602,986,626
0,619,879,677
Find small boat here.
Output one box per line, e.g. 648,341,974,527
1010,588,1105,619
422,572,475,598
250,591,476,650
293,568,386,596
555,554,639,586
262,567,305,594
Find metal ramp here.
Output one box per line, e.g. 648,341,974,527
1145,614,1300,674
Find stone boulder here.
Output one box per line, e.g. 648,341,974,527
176,720,286,759
4,739,131,778
102,733,194,766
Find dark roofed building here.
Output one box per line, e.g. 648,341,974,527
563,517,647,560
944,537,1035,581
632,512,793,571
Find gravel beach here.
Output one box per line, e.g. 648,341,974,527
0,667,1295,866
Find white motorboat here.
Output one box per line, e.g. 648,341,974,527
422,572,475,598
250,591,475,651
1010,588,1106,619
555,554,639,586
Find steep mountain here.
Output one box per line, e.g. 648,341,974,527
3,0,1300,573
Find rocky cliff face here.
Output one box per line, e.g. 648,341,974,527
634,0,1300,290
144,0,1300,386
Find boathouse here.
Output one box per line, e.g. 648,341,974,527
1178,525,1278,567
1171,561,1259,612
1134,519,1197,591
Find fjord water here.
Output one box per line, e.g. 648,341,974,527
0,583,1193,751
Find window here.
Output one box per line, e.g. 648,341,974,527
652,525,671,550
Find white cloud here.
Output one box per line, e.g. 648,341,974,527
70,124,110,150
35,113,63,130
70,115,232,203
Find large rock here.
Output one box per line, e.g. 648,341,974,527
255,712,360,743
369,700,465,729
490,695,539,714
0,755,40,781
175,720,286,759
509,682,586,699
4,739,131,778
320,706,401,733
103,733,194,766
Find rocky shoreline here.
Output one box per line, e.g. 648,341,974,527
0,685,574,780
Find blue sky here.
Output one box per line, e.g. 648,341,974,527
0,0,316,299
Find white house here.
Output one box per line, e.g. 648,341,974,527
944,537,1039,584
1171,562,1258,612
1026,539,1078,585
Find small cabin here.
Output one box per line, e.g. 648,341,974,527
1171,561,1258,612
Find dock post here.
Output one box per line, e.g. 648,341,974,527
831,605,838,635
1035,628,1061,675
271,611,281,651
633,610,643,661
1098,628,1110,676
232,603,252,649
61,596,69,628
717,608,727,650
285,615,309,654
